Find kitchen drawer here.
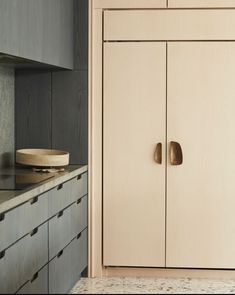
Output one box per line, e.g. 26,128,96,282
71,195,87,239
49,228,88,294
0,223,48,294
49,195,87,260
104,10,235,41
49,206,72,260
17,265,48,294
49,244,73,294
71,228,88,286
48,180,72,218
0,191,48,252
71,172,88,203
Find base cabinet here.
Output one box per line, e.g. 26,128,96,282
0,223,48,294
0,170,88,294
49,229,87,294
17,265,48,295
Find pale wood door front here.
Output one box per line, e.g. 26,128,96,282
167,42,235,269
103,42,166,267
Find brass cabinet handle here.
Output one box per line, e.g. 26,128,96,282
154,143,162,164
170,141,183,165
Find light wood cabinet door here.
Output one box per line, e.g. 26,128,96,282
167,42,235,269
168,0,235,8
103,42,166,267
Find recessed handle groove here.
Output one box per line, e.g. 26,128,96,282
77,198,82,205
30,196,38,205
0,213,5,222
31,272,39,283
57,250,64,258
0,250,5,259
57,183,63,190
30,227,38,237
57,210,64,218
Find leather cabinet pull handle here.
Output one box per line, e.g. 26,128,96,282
154,143,162,164
170,141,183,165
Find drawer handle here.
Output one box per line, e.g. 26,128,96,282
30,227,38,237
0,250,5,259
76,198,82,205
0,213,5,222
30,272,39,283
77,174,82,180
30,196,38,205
57,250,64,258
77,232,82,240
57,183,63,190
57,210,64,218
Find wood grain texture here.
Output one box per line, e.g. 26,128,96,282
52,70,88,165
104,10,235,41
49,241,73,294
0,191,49,252
74,0,88,71
15,70,52,150
0,67,15,168
17,265,48,294
94,0,167,8
0,0,74,69
167,42,235,269
49,206,73,260
0,223,48,294
169,0,235,8
103,42,166,267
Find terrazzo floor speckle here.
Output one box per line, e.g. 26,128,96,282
71,277,235,294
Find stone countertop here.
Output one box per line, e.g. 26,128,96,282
0,164,88,215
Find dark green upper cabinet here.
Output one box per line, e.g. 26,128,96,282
0,0,74,69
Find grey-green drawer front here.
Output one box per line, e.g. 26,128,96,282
48,180,72,218
49,205,72,260
49,243,73,294
49,228,88,294
0,192,48,252
17,265,48,294
71,195,87,238
0,223,48,294
71,228,88,286
71,172,88,203
49,195,87,260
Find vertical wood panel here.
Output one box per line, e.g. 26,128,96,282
103,42,166,267
74,0,88,70
52,70,88,164
167,42,235,269
15,70,52,149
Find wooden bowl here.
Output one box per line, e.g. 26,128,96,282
16,149,69,167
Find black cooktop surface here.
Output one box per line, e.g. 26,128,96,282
0,172,54,190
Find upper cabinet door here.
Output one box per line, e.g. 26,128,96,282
168,0,235,8
167,42,235,269
103,42,166,267
94,0,167,8
0,0,73,69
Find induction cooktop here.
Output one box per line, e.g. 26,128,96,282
0,172,54,190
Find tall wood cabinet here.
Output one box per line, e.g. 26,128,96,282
103,6,235,269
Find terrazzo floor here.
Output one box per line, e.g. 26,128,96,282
71,277,235,294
